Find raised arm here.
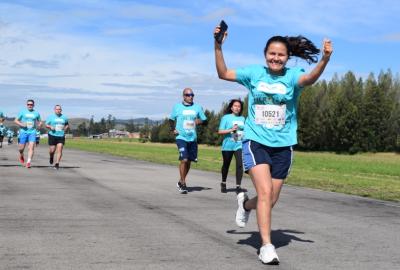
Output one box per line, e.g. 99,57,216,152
298,39,333,87
214,25,236,82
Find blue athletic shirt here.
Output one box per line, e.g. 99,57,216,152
169,103,207,142
0,124,5,136
46,114,69,137
7,129,14,137
235,65,305,147
17,109,41,134
0,110,4,118
219,114,246,151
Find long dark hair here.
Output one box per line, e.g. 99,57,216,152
263,35,320,64
224,99,243,116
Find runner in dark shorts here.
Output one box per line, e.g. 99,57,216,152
45,105,69,169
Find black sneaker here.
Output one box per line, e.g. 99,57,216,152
235,186,242,194
54,163,59,170
49,155,54,165
220,182,227,193
177,181,187,194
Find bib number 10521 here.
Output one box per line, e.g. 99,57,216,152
254,104,286,127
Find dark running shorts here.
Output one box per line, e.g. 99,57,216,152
48,134,66,146
242,140,293,179
176,139,198,162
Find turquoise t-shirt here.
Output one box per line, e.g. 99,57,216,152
169,103,207,142
0,110,4,119
235,65,305,147
7,129,14,137
219,114,246,151
0,124,6,136
17,109,41,134
46,114,69,137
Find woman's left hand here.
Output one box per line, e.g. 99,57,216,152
322,39,333,59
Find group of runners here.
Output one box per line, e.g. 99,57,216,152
0,117,14,147
0,100,69,169
1,23,333,266
170,25,332,265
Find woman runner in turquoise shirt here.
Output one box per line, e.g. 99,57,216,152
214,25,333,264
218,99,245,194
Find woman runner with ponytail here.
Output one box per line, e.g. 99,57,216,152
214,26,333,265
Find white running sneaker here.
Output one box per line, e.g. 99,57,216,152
235,192,250,228
177,181,187,194
259,243,279,265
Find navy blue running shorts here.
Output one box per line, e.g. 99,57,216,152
242,140,293,179
176,139,198,162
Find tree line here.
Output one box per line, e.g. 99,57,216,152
74,114,117,136
150,70,400,153
73,115,149,137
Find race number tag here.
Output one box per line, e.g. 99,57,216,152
55,124,64,132
254,104,286,127
183,120,195,130
26,121,34,129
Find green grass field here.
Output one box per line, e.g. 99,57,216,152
66,138,400,202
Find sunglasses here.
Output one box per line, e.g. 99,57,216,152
27,104,34,106
184,93,194,97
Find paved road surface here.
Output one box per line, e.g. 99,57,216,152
1,142,399,270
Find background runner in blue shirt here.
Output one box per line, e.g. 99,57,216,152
46,105,69,169
214,25,333,264
0,110,5,148
218,99,246,194
169,88,207,194
35,130,41,146
0,109,4,123
0,122,5,148
14,99,42,168
6,129,14,145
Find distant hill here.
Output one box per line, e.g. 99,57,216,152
68,117,162,130
68,118,89,130
115,118,161,126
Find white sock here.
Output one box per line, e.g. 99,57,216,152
27,158,31,163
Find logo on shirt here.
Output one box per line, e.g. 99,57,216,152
55,118,65,123
257,82,287,94
182,110,196,116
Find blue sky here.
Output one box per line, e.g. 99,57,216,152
0,0,399,120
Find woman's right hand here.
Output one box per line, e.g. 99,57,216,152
231,124,238,132
214,25,227,45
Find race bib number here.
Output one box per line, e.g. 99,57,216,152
26,121,34,129
254,104,286,127
183,120,195,130
55,124,64,132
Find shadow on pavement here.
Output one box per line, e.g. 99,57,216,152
227,229,314,250
0,164,80,169
187,186,212,192
225,187,248,193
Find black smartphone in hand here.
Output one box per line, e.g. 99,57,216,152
215,20,228,44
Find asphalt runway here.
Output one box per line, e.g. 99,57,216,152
1,142,399,270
